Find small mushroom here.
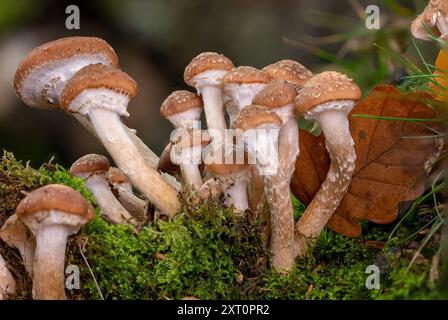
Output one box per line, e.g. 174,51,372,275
160,90,203,130
204,142,251,212
0,254,16,300
170,129,209,190
294,71,361,250
13,37,161,170
0,214,36,276
251,79,299,218
411,0,448,40
70,154,137,225
221,66,271,124
262,59,313,86
233,105,295,272
158,143,182,180
61,64,180,216
16,184,94,300
184,52,234,135
107,168,150,222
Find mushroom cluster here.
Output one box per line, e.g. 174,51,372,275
1,35,365,300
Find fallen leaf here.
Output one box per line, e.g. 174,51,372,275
292,85,442,237
430,48,448,101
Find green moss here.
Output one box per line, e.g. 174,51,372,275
1,150,447,300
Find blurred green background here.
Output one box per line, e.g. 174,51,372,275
0,0,438,167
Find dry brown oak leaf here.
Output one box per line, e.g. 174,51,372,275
291,85,442,237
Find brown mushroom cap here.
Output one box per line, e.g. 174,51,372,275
60,64,137,110
15,184,94,221
411,0,448,39
232,104,282,132
107,167,130,185
205,145,250,175
70,154,110,176
252,80,298,109
221,66,271,86
170,129,210,149
262,59,313,86
13,37,119,100
160,90,203,117
184,52,234,86
294,71,361,114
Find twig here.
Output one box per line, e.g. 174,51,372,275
78,244,104,300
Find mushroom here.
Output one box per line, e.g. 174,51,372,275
411,0,448,40
70,154,137,225
61,63,180,216
251,80,299,234
13,36,161,170
0,214,36,276
204,142,251,212
253,80,300,177
262,59,313,86
0,254,16,300
160,90,204,130
107,167,148,223
15,184,94,300
184,52,234,137
158,142,182,181
233,105,295,272
221,66,271,124
170,128,209,191
294,71,361,249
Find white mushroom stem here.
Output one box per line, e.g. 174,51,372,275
192,70,228,133
277,105,299,178
23,210,88,300
170,142,203,190
72,113,160,169
296,101,356,243
0,214,36,276
83,174,137,225
245,125,295,272
0,254,16,300
222,172,250,211
77,96,180,215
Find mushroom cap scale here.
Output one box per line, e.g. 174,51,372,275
252,80,298,109
15,184,94,221
160,90,203,117
184,52,234,86
232,104,282,132
70,154,110,176
294,71,361,115
262,59,313,85
14,37,119,109
60,64,137,111
221,66,271,86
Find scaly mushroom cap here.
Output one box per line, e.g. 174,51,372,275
262,59,313,86
13,37,119,109
294,71,361,114
232,104,282,132
160,90,203,117
411,0,448,40
70,154,110,176
184,52,234,86
170,129,210,149
107,167,130,185
221,66,271,86
15,184,94,221
252,80,298,109
61,64,137,111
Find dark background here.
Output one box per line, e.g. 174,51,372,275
0,0,436,167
